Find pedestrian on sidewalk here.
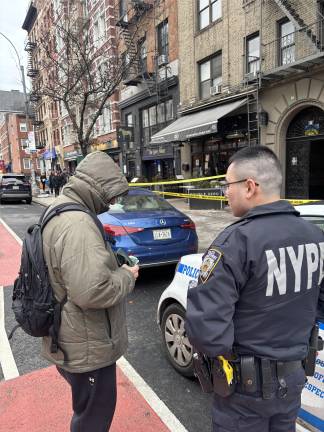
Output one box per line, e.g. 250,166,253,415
52,171,62,197
185,146,324,432
48,170,55,195
41,151,139,432
40,172,47,193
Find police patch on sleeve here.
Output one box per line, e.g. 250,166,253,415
200,248,222,283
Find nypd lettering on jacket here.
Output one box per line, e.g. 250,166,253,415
266,242,324,296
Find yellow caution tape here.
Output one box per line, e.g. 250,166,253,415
218,356,234,385
286,199,321,205
154,190,227,201
128,174,225,187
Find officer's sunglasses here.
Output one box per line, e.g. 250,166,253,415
219,178,259,192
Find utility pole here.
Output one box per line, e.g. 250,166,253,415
0,31,39,193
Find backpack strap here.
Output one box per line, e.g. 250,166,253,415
40,202,106,241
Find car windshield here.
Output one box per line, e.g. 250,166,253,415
109,193,174,213
2,176,27,185
301,215,324,232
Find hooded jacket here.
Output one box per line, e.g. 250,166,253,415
41,152,135,373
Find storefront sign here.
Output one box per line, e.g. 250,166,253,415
142,144,173,160
64,150,82,159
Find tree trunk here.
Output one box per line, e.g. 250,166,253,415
79,140,89,157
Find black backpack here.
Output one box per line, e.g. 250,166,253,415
10,202,106,356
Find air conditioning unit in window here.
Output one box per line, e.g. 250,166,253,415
210,84,222,96
158,54,168,67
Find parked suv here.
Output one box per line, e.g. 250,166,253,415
0,173,32,204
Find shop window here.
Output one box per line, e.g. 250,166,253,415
246,33,260,75
142,109,149,128
126,113,133,126
279,19,295,66
141,99,173,146
199,52,222,99
198,0,222,31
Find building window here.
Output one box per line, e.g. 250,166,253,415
141,99,173,145
23,158,31,170
97,104,112,134
119,0,127,18
93,13,105,48
139,38,147,72
199,52,222,99
198,0,222,30
126,113,133,126
21,139,29,149
157,19,168,61
246,33,260,75
279,20,295,65
20,123,27,132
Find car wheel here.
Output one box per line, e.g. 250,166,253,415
26,198,32,204
161,303,194,377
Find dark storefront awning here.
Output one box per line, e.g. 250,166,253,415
151,98,246,144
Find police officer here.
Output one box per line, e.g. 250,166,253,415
185,146,324,432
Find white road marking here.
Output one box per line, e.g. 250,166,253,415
0,217,23,245
0,218,21,380
0,286,19,380
117,356,188,432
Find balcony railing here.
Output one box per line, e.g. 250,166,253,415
29,92,40,102
32,119,44,127
262,19,324,79
24,41,37,52
27,68,39,78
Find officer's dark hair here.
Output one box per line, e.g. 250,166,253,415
228,146,282,196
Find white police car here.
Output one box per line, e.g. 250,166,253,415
157,203,324,431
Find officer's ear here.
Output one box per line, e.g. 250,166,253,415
245,178,259,198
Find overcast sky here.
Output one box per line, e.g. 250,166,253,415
0,0,31,92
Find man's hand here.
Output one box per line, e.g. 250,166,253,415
122,264,139,280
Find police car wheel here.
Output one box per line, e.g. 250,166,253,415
161,303,194,377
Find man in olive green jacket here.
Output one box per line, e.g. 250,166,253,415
42,151,139,431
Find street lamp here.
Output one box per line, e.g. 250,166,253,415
0,31,38,192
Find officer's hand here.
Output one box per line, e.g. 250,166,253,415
122,264,139,280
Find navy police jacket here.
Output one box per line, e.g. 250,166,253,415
185,200,324,361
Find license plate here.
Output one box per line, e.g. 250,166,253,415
153,229,171,240
12,186,19,190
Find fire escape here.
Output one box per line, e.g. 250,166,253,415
25,39,45,148
116,0,155,92
243,0,324,147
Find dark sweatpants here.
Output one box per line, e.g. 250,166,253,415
57,363,117,432
212,367,306,432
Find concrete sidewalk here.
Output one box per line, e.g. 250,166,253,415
32,192,236,252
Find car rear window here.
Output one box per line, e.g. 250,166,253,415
2,176,27,185
110,194,174,213
301,216,324,232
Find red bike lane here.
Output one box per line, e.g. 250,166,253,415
0,219,183,432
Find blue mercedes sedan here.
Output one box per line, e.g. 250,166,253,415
98,188,198,267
